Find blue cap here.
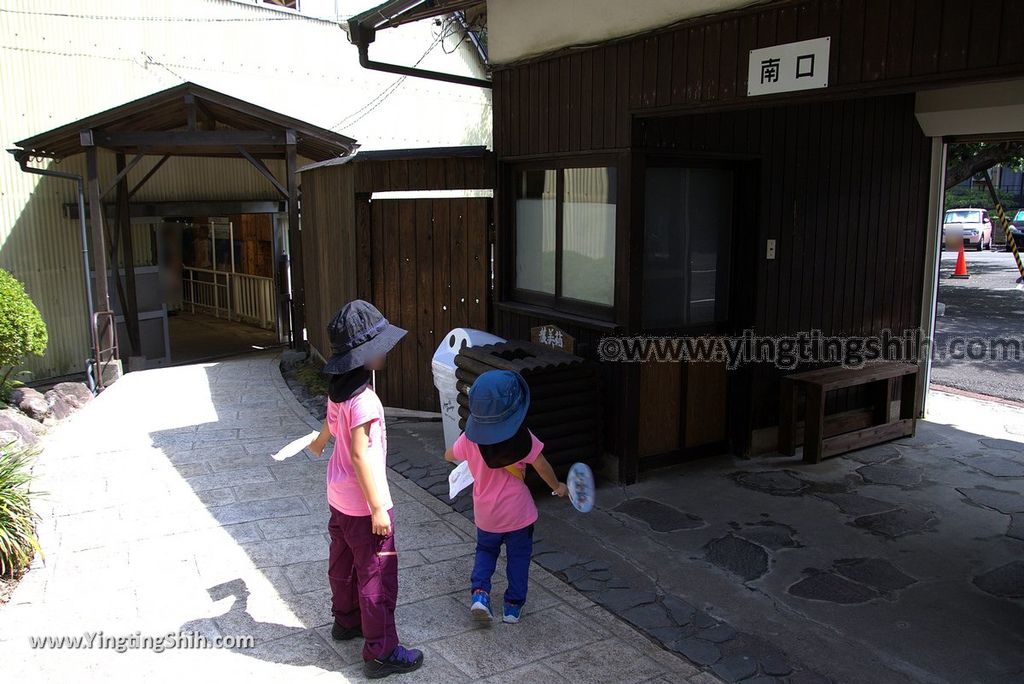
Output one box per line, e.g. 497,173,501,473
464,370,531,445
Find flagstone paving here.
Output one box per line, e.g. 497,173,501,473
383,386,1024,683
0,355,709,684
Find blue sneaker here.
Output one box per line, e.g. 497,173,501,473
363,644,424,679
502,602,523,624
470,590,493,621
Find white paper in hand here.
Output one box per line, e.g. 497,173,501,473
448,460,474,500
272,431,321,461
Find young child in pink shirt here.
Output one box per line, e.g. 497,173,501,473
308,300,423,679
445,370,567,623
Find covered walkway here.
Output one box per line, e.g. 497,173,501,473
11,83,357,378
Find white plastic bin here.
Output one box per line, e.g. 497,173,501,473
432,328,506,450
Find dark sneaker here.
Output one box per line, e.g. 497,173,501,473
331,622,362,641
364,644,424,679
502,602,523,624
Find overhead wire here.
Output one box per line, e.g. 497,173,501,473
327,15,467,132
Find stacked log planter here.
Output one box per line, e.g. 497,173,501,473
454,341,602,468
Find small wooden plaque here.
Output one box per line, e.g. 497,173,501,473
531,324,574,354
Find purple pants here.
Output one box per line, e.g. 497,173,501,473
327,506,399,662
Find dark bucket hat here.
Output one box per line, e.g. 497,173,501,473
465,370,531,446
323,300,407,375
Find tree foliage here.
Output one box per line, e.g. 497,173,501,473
945,141,1024,190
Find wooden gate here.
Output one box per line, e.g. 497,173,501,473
356,197,491,412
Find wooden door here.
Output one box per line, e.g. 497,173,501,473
356,197,491,412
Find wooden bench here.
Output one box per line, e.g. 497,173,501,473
778,362,919,463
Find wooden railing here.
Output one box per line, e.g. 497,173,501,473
182,267,276,329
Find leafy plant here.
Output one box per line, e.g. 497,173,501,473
0,269,48,390
946,142,1024,189
0,441,42,578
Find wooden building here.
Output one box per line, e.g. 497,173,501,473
331,0,1024,481
299,148,495,411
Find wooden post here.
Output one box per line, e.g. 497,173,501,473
116,153,141,354
777,376,797,456
618,363,641,484
872,377,895,424
285,130,305,349
802,384,826,464
83,138,111,313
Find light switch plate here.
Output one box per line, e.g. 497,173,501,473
766,239,777,260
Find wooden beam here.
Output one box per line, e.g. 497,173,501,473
239,147,289,198
92,130,287,148
285,130,305,350
127,155,171,199
185,94,198,131
100,152,146,199
116,153,141,354
85,145,111,313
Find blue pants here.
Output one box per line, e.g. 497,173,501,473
471,525,533,606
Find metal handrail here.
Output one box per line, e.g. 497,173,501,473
90,310,119,391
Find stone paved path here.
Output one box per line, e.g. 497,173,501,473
0,355,709,684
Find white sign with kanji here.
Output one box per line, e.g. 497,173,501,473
747,37,830,97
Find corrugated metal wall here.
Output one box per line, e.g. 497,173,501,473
0,0,492,378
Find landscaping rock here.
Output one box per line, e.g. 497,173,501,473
0,407,45,447
45,382,92,419
11,387,50,421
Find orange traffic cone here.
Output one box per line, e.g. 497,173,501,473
951,243,970,279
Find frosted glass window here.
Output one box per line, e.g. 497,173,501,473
562,168,617,306
514,169,557,295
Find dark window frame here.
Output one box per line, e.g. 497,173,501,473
506,155,620,321
639,154,749,336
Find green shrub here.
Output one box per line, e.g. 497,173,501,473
0,269,48,390
0,441,42,578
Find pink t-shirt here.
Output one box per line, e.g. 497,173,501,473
451,431,543,534
325,386,393,517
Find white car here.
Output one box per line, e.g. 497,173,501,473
943,208,993,251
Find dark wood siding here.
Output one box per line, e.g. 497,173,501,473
493,0,1024,158
301,164,357,360
300,152,495,411
493,304,626,456
361,198,491,412
490,0,1023,468
638,94,930,428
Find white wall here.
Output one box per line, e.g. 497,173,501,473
915,79,1024,138
0,0,492,377
487,0,767,64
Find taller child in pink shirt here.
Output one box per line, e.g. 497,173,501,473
445,370,567,624
308,300,423,680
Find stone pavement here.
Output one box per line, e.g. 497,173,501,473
385,392,1024,684
0,355,710,684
